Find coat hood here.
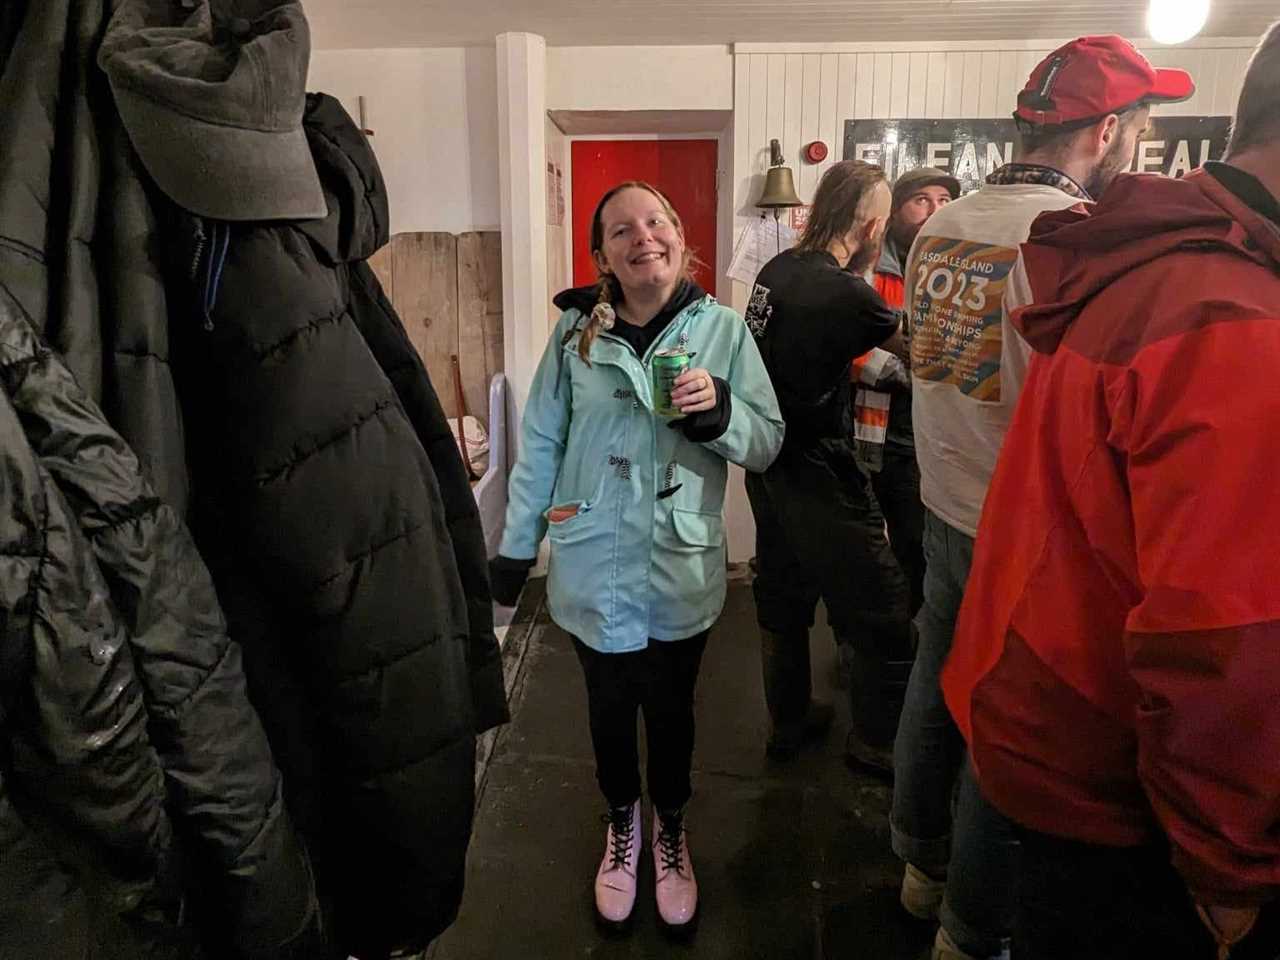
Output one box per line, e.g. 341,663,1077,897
298,92,390,265
1013,168,1280,354
552,278,706,317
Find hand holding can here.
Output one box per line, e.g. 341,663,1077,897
670,367,717,414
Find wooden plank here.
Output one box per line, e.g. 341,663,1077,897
872,52,893,118
908,51,929,117
836,53,858,157
943,52,965,119
961,51,983,116
854,53,875,120
979,51,1001,116
458,231,504,430
995,51,1022,118
818,53,839,178
783,54,805,170
367,241,394,302
391,232,459,419
890,52,911,118
925,51,947,118
800,55,822,200
767,54,786,163
749,54,770,179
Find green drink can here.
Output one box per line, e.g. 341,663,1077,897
652,348,690,417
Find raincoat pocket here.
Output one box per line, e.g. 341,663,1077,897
670,508,724,549
546,501,603,545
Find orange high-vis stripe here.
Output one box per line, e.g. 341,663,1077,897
853,388,891,443
873,272,906,309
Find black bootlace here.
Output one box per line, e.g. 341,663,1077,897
603,804,635,869
656,810,687,875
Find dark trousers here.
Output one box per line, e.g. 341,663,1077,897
869,450,925,617
745,443,912,746
1016,828,1280,959
572,632,709,812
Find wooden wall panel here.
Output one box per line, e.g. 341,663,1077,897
457,231,504,428
367,243,394,301
391,232,459,419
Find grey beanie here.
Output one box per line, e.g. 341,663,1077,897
892,166,962,211
99,0,327,222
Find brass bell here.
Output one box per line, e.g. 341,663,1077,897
757,139,803,209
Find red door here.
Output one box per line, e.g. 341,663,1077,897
570,139,718,296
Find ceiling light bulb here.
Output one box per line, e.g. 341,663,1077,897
1147,0,1210,44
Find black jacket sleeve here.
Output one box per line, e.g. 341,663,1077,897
671,376,733,443
839,275,901,360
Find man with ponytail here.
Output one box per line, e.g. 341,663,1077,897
491,182,783,935
742,160,913,775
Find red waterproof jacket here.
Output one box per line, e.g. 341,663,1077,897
943,168,1280,906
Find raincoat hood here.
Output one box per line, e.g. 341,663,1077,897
1013,168,1280,355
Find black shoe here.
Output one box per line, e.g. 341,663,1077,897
766,700,835,760
844,731,894,780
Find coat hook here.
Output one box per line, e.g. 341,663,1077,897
357,95,374,137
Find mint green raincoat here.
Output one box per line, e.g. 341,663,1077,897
500,296,784,652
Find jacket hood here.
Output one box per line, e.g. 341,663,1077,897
298,93,390,265
1014,168,1280,354
876,234,907,280
553,278,706,317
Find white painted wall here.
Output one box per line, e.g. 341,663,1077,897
727,38,1257,313
309,47,501,236
548,45,734,111
545,116,572,321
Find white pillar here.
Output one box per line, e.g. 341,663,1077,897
496,32,549,439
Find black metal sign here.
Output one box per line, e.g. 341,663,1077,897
843,117,1232,193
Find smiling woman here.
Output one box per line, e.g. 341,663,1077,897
489,179,785,937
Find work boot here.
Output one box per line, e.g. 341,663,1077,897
761,627,825,759
841,634,914,779
594,800,641,929
767,699,835,760
900,862,947,920
930,926,986,960
653,807,697,930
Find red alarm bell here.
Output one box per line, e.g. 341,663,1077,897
804,141,828,164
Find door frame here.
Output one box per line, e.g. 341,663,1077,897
559,128,734,304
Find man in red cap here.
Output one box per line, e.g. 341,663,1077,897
893,35,1194,960
944,22,1280,958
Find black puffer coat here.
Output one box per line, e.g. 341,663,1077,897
0,287,319,959
162,93,508,958
0,0,190,512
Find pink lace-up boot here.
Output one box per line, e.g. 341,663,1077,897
652,806,698,929
594,800,641,928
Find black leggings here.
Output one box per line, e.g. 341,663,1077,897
572,632,709,812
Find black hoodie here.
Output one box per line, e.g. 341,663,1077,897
551,279,733,442
165,93,508,958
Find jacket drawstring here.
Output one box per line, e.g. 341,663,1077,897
201,221,230,332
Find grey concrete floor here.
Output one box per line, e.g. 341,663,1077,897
430,582,934,960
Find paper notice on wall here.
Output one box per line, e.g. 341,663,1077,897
727,216,796,286
555,165,565,226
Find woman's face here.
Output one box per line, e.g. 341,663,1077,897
594,187,686,297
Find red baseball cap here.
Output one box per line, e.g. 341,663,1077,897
1014,35,1195,126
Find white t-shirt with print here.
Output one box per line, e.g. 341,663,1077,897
907,183,1083,537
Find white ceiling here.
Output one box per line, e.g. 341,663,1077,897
304,0,1276,49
